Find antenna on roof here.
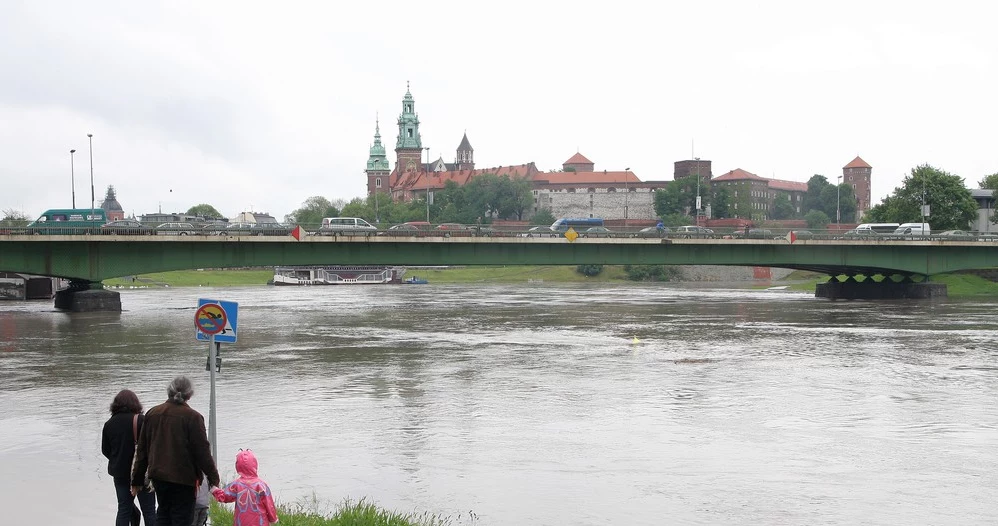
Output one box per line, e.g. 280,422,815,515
691,138,695,160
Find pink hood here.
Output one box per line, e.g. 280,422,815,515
235,449,259,479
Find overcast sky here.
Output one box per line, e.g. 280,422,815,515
1,1,995,220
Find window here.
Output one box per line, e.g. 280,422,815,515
588,188,596,193
407,129,413,138
608,188,616,192
376,178,381,188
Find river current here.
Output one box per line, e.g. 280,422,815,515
0,284,996,525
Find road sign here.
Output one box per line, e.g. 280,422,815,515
196,298,239,343
195,303,227,335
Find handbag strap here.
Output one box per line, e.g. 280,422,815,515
132,414,139,444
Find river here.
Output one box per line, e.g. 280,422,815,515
1,284,996,525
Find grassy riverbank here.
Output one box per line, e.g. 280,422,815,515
208,498,467,526
103,266,998,296
102,266,627,287
783,270,998,295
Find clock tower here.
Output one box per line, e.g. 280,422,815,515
396,82,423,173
365,118,390,196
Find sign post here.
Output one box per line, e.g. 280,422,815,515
194,299,238,462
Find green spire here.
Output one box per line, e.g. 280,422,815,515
396,81,422,149
367,117,390,172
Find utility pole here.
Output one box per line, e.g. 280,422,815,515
836,175,842,223
695,157,701,225
87,133,95,221
70,149,77,208
624,168,630,227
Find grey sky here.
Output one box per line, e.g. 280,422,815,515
1,0,995,220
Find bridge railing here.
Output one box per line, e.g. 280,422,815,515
3,223,996,242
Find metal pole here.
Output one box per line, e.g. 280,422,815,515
208,334,218,463
87,134,95,219
70,149,77,209
836,175,842,223
695,157,701,224
624,171,628,227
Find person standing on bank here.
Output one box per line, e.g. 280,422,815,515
102,389,157,526
131,376,220,526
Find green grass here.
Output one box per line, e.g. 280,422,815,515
104,269,273,288
410,265,628,283
209,497,472,526
783,270,998,296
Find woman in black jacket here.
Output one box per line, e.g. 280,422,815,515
102,389,156,525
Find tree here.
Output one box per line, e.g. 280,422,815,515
817,184,857,223
284,197,340,226
187,203,223,219
653,177,697,218
867,164,976,231
770,193,795,220
711,187,731,219
1,208,30,227
804,210,830,230
802,175,830,215
576,264,603,277
531,208,555,226
978,173,998,191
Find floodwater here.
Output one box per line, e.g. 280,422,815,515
1,284,996,525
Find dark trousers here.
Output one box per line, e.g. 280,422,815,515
114,476,156,526
151,479,195,526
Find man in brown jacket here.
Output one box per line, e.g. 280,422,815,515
132,376,220,526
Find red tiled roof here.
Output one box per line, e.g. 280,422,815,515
843,156,871,169
396,163,541,192
564,152,594,165
531,171,639,185
712,168,764,182
768,179,808,192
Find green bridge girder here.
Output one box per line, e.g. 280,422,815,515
2,235,997,282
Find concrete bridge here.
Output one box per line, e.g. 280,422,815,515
1,234,996,309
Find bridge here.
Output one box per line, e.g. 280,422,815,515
1,234,996,308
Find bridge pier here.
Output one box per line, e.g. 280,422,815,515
54,280,121,312
815,276,947,300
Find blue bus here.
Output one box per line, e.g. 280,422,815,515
550,217,604,232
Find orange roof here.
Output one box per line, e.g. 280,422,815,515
768,179,808,192
712,168,765,182
531,171,639,185
843,156,871,169
564,152,594,165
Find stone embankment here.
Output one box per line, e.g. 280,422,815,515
675,265,795,282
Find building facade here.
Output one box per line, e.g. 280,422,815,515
673,159,713,184
711,168,806,220
843,156,872,219
99,185,125,221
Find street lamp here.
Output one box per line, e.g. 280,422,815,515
423,147,431,222
695,157,701,224
836,175,842,223
624,167,630,227
70,149,77,208
87,133,95,220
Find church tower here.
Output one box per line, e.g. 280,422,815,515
456,132,474,171
396,82,423,174
365,118,390,196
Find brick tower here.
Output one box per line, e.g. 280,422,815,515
365,118,390,196
456,132,474,171
395,82,423,174
843,156,872,221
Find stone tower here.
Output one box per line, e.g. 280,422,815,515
396,82,423,174
843,156,872,221
99,185,124,221
365,118,391,196
456,132,474,171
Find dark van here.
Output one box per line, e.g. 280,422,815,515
26,209,106,235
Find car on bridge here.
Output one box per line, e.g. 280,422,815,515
581,226,613,238
521,226,556,237
633,226,669,238
155,222,198,236
673,225,714,238
101,220,154,235
221,222,293,236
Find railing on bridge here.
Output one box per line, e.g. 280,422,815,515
2,223,996,242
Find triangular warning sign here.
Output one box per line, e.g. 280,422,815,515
292,225,303,241
785,231,797,244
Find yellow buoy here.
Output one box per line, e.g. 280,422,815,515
632,336,640,344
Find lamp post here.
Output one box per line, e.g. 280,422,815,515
624,167,630,227
70,149,77,208
836,175,842,223
695,157,701,224
87,133,95,221
424,147,430,223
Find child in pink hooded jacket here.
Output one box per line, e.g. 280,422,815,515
212,449,279,525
